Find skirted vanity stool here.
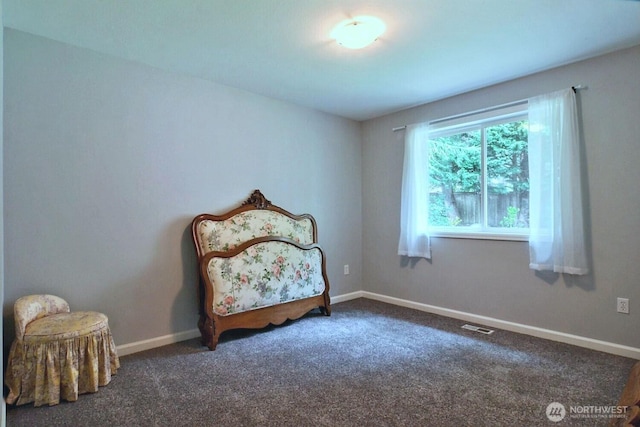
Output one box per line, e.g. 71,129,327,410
5,294,119,406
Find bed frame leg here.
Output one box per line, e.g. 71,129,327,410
199,316,218,350
209,332,220,351
321,293,331,316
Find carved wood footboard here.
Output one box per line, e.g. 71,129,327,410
192,190,331,350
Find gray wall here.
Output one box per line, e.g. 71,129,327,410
5,25,640,355
362,45,640,349
1,3,5,426
3,29,363,348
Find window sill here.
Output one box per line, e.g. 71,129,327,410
428,230,529,242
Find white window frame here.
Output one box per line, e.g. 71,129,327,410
427,103,529,241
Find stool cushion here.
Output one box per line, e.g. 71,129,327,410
24,311,108,342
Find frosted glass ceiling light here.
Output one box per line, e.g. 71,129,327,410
331,16,386,49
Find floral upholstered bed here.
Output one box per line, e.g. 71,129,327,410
192,190,331,350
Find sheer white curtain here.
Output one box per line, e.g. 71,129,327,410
528,88,589,274
398,123,431,259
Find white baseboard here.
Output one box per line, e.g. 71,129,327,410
117,328,201,356
116,291,640,359
115,294,363,356
330,291,364,304
360,291,640,360
116,294,364,356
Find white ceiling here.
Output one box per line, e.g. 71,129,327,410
4,0,640,121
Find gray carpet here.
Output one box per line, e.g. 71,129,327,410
6,298,636,426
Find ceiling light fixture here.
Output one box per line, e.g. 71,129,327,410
331,16,386,49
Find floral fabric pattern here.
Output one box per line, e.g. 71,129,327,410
197,210,314,255
207,240,325,316
14,294,70,340
5,295,119,407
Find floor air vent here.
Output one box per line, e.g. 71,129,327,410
461,324,495,335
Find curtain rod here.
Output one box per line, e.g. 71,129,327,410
392,85,587,132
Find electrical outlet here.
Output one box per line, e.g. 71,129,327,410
617,297,629,314
343,264,350,275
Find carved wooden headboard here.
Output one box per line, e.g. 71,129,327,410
192,190,317,259
191,190,330,350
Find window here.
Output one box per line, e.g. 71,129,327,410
399,88,588,272
427,105,529,240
